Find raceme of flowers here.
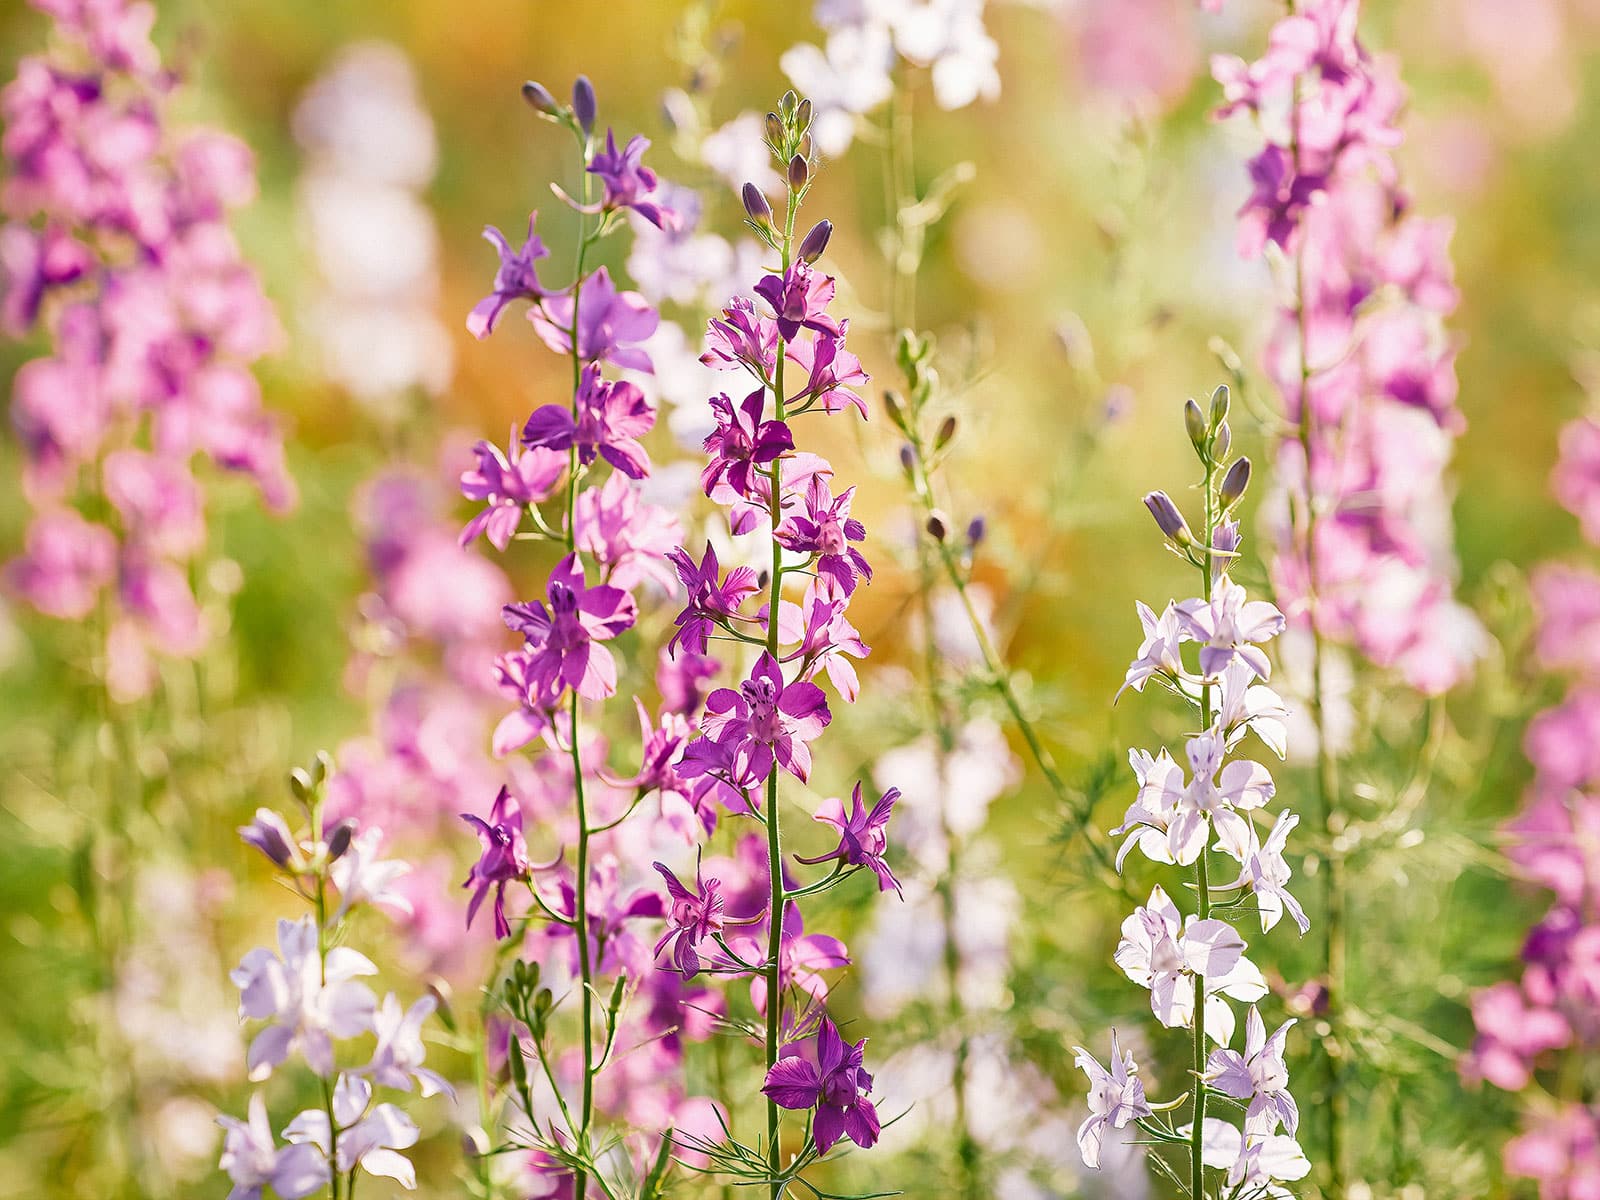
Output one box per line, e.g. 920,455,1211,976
1076,389,1310,1196
221,757,450,1200
1,0,292,703
1465,407,1600,1200
456,77,901,1196
1211,0,1485,695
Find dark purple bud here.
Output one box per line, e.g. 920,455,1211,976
899,444,916,475
1184,398,1207,453
796,97,813,132
326,818,357,862
521,81,560,117
966,516,987,547
742,182,773,227
788,153,809,191
1213,421,1231,460
1143,491,1194,546
926,511,949,541
797,219,832,263
935,415,957,452
1220,456,1252,506
572,76,596,135
240,813,295,869
1209,383,1231,426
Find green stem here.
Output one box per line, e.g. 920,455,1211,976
764,180,799,1200
1189,454,1217,1200
313,818,343,1200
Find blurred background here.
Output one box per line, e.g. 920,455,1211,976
2,0,1598,1196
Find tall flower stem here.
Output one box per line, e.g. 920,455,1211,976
311,803,342,1200
567,129,597,1200
1189,455,1218,1200
763,178,799,1200
1288,71,1345,1198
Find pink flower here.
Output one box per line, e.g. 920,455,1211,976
652,857,726,977
529,266,658,372
501,553,638,704
797,782,901,894
522,362,656,481
688,651,831,787
458,434,566,551
1555,416,1600,546
6,508,116,618
574,472,682,592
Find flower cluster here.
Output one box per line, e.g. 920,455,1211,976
779,0,1000,156
1212,0,1485,695
1465,407,1600,1199
1077,390,1310,1195
1,0,291,703
644,92,899,1185
221,756,448,1198
459,74,725,1197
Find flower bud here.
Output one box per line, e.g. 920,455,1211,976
966,516,987,547
899,444,916,475
796,97,813,132
765,111,783,147
797,219,832,263
935,415,957,451
288,767,313,803
326,818,357,862
1213,421,1231,460
1209,383,1231,426
1220,456,1252,506
1143,490,1194,546
521,81,560,117
926,511,949,541
883,389,908,432
788,153,809,191
742,182,772,227
571,76,596,135
239,809,296,869
313,750,333,784
797,132,813,161
1184,398,1207,454
780,90,798,120
508,1036,529,1095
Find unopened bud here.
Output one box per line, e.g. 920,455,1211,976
1209,383,1231,426
326,819,356,862
1220,456,1252,506
899,444,916,474
508,1037,529,1094
239,809,295,869
796,97,813,132
935,415,957,452
787,153,809,191
313,750,333,784
926,512,949,541
966,516,987,547
779,90,798,120
1184,398,1207,453
765,111,783,146
1143,491,1194,546
571,76,596,135
742,182,772,227
521,80,560,116
797,219,831,263
288,767,313,803
1213,421,1231,460
797,132,813,161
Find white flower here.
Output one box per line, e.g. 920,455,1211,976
1232,811,1309,935
285,1074,421,1189
1215,658,1291,759
1206,1005,1299,1135
216,1092,328,1200
780,26,895,156
1114,886,1262,1044
330,828,413,922
700,112,783,195
365,992,453,1098
230,916,377,1079
1072,1029,1151,1169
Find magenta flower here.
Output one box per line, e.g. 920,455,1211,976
490,648,552,757
700,389,794,501
702,296,779,376
458,433,567,550
753,260,841,343
775,477,871,594
529,266,657,372
652,857,726,978
656,647,721,717
466,212,552,339
0,222,90,336
789,580,869,702
501,552,638,704
761,1017,880,1155
6,508,116,619
522,362,656,480
665,542,761,657
460,787,531,940
693,651,831,786
586,129,678,231
786,327,868,417
798,783,901,895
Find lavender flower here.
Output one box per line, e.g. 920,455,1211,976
1206,1006,1299,1136
1072,1031,1152,1170
460,786,531,939
216,1093,329,1200
652,858,727,978
500,552,638,704
467,212,552,339
761,1018,881,1154
528,265,658,372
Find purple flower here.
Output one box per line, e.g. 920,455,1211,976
1072,1031,1151,1170
458,434,567,551
786,326,868,417
700,389,794,501
586,129,678,231
575,472,682,592
665,542,761,657
1231,810,1309,934
1176,578,1286,681
282,1076,421,1189
775,476,871,594
789,579,869,702
798,782,901,894
500,553,638,704
217,1093,329,1200
652,856,726,977
466,212,552,339
1165,729,1275,865
692,651,831,786
239,807,298,870
761,1017,880,1155
490,648,552,757
702,296,779,376
522,362,656,480
364,993,453,1099
753,260,842,343
656,646,721,717
1119,600,1185,697
529,266,658,372
1206,1005,1299,1136
460,787,531,940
